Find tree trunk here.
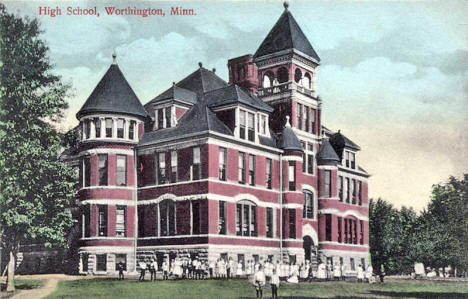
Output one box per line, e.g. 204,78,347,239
6,250,15,292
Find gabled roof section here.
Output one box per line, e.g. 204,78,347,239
145,84,197,109
138,99,232,147
329,131,361,151
77,64,147,119
253,8,320,62
176,66,228,95
317,140,340,164
205,85,273,113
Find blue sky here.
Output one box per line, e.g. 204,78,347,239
5,0,467,211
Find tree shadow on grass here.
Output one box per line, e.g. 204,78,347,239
370,290,468,298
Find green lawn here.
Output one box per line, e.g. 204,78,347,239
46,277,468,299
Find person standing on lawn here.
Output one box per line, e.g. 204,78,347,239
162,259,169,280
270,269,280,299
138,260,147,282
117,261,125,280
253,265,266,298
151,258,158,281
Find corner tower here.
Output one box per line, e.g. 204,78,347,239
75,55,147,275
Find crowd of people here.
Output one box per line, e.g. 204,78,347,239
116,255,375,298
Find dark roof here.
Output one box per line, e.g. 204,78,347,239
138,99,233,146
317,140,340,164
205,85,273,113
329,131,361,151
176,66,228,95
145,85,197,109
77,64,147,119
253,9,320,62
278,124,303,151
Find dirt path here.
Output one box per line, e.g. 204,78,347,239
10,274,82,299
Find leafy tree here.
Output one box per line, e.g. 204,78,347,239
414,175,468,275
369,199,417,275
0,4,75,291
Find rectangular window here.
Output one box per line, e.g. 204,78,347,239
157,152,166,184
239,110,246,139
98,154,108,186
350,152,355,169
236,203,242,236
297,103,303,130
301,141,306,172
238,152,246,184
98,205,107,236
344,218,348,243
116,155,127,186
345,151,350,167
243,204,250,236
192,147,201,180
350,258,355,271
325,214,332,241
94,118,101,138
307,154,314,174
157,109,164,129
338,176,343,202
165,107,171,128
117,118,124,138
353,220,357,244
266,207,273,238
83,205,90,238
250,205,257,237
338,217,342,243
303,192,314,219
96,254,107,272
361,258,366,269
304,106,309,132
324,170,331,197
105,118,113,138
248,154,255,186
115,206,126,237
219,147,227,181
358,181,362,205
192,201,200,235
247,112,255,141
260,115,266,135
84,119,91,139
288,161,296,191
311,108,316,134
219,201,226,234
115,254,127,271
289,209,296,239
345,178,350,203
129,120,135,140
266,158,272,189
83,157,91,187
351,179,356,204
171,151,177,183
360,220,364,245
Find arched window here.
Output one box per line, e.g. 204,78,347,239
303,191,314,219
294,68,302,83
277,67,289,83
303,73,312,89
236,200,257,237
262,71,274,88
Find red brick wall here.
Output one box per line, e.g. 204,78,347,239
127,155,135,187
178,147,192,182
200,199,208,234
226,201,236,235
108,205,116,237
108,154,116,186
201,144,209,179
127,206,135,238
257,206,266,237
90,204,97,237
208,199,219,234
227,148,238,182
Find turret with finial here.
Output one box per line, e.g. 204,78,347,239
283,1,289,10
112,52,117,65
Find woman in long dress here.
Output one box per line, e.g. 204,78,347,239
317,262,327,280
236,261,244,278
287,263,299,284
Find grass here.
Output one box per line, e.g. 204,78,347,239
45,277,468,299
0,279,43,298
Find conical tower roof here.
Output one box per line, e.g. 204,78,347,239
253,5,320,62
77,63,147,119
278,116,303,151
317,140,340,165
